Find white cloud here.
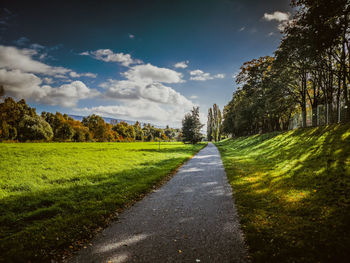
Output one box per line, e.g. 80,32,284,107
79,51,89,56
190,70,211,81
101,79,140,100
189,70,225,81
263,11,290,22
101,79,192,107
0,45,69,76
174,61,189,69
123,63,184,83
94,61,193,126
84,72,97,78
69,71,80,78
81,49,142,67
0,69,98,107
0,68,44,99
239,27,245,32
190,95,198,99
263,11,291,31
141,82,192,106
129,34,135,39
41,81,99,107
214,73,225,79
54,74,68,79
69,71,97,78
0,45,101,107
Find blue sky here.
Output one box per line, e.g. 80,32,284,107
0,0,293,127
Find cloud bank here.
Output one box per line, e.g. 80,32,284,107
0,45,98,107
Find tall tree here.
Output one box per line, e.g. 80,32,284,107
182,107,204,144
207,108,213,141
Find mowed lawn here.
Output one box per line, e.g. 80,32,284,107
216,124,350,263
0,142,206,262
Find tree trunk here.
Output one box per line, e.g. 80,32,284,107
301,104,307,128
312,106,317,126
301,71,307,128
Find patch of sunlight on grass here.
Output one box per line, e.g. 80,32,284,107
283,190,310,203
255,188,269,195
215,123,350,262
341,131,350,141
298,152,313,162
246,176,261,183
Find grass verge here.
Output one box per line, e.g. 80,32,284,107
0,142,206,262
215,124,350,263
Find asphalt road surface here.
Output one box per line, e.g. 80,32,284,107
69,143,248,263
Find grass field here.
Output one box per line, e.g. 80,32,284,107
0,141,206,262
216,124,350,263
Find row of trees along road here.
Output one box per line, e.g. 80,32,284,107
0,97,181,142
207,104,223,141
223,0,350,137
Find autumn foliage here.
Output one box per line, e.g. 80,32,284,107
0,97,180,142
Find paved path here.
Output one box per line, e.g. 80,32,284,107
69,143,248,263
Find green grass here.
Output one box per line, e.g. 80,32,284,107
0,142,206,262
215,124,350,263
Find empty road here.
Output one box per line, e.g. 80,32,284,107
69,143,248,263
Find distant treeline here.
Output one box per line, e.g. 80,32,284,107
0,97,181,142
223,0,350,137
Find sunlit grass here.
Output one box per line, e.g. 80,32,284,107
0,142,206,262
216,124,350,263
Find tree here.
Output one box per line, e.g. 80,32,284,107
0,97,37,140
212,104,222,141
207,104,223,141
82,114,116,142
223,56,295,136
18,115,53,141
112,121,135,141
56,122,74,141
134,121,144,141
146,133,153,142
207,108,213,141
181,107,204,144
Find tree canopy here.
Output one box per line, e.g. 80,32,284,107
222,0,350,137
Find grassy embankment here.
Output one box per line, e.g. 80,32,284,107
216,124,350,263
0,142,206,262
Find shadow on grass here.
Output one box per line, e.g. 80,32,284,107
0,157,191,262
216,123,350,263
